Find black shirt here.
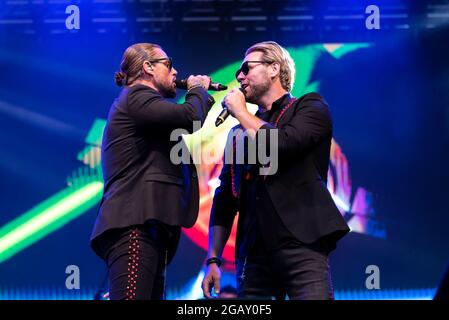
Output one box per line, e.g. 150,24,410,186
238,94,298,256
211,91,348,261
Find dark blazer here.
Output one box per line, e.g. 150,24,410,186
210,92,349,247
91,84,214,245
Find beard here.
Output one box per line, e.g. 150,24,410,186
156,79,177,99
245,78,271,105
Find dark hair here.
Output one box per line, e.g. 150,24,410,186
114,43,161,87
114,71,126,86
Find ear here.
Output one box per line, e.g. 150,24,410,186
143,61,154,75
269,62,280,79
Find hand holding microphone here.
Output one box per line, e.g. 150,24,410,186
174,75,242,126
215,87,246,127
175,76,228,91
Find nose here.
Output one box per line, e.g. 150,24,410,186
236,71,245,82
172,67,177,76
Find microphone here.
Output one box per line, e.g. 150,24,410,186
175,79,228,91
215,107,230,127
215,88,244,127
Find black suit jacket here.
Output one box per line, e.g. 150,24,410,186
210,92,349,247
91,84,214,246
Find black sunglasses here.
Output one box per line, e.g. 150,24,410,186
149,57,173,71
235,60,273,78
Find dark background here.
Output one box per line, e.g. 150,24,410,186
0,0,448,299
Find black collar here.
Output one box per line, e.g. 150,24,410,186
128,83,159,94
256,93,293,119
271,92,294,111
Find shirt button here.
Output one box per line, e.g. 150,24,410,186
192,172,197,179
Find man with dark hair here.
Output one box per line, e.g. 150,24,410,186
91,43,214,300
202,41,349,300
